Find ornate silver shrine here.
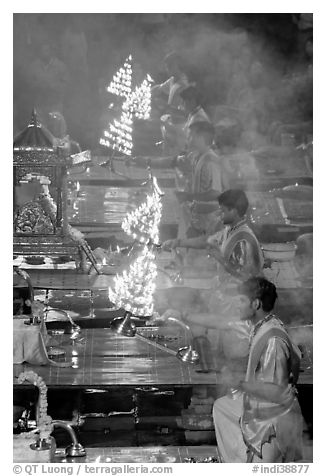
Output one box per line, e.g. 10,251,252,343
13,110,99,273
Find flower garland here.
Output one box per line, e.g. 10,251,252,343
67,224,86,245
17,371,53,441
38,192,56,226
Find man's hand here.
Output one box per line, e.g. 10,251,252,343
190,201,206,214
206,243,223,261
145,309,182,326
207,245,241,279
160,114,172,124
220,366,243,390
162,239,179,251
162,309,183,320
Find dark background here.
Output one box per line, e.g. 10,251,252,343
13,13,312,149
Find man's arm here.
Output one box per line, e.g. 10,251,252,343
165,233,246,279
176,158,222,203
228,239,263,279
239,381,288,404
206,246,244,280
152,77,172,95
163,235,208,251
185,312,225,329
239,338,292,404
207,238,263,281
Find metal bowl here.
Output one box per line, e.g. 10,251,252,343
261,242,297,262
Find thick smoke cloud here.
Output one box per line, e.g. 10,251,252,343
13,13,312,151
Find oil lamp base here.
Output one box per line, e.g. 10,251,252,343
110,312,136,337
176,346,200,364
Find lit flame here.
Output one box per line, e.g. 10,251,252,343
108,180,163,317
107,55,133,99
121,189,162,244
108,245,157,316
152,176,164,197
101,109,133,156
122,75,153,120
101,55,154,155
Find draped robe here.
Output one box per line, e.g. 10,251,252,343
213,316,303,463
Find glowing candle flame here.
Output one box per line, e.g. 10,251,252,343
123,75,153,120
107,55,133,99
101,108,133,156
108,245,158,316
122,188,162,245
101,56,154,155
108,180,163,317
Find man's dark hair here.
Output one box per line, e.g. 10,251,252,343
218,189,249,217
180,86,201,105
189,121,215,145
239,277,278,312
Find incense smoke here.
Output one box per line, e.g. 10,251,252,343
14,13,312,152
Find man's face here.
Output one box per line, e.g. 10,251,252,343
220,204,236,225
237,294,255,321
